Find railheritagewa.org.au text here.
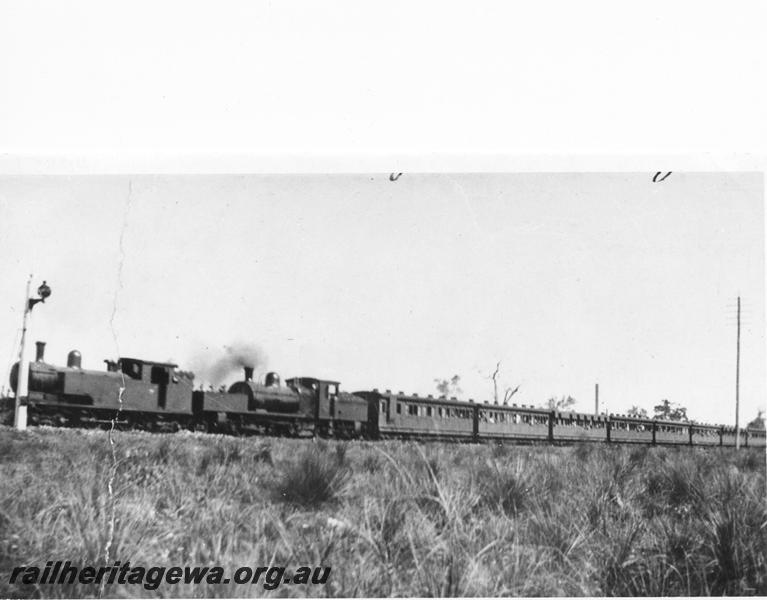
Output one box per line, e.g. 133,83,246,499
9,561,331,590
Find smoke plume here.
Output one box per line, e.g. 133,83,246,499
191,342,268,386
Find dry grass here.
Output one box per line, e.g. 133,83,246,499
0,426,765,597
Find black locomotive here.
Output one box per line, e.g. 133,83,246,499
8,341,766,449
10,342,372,438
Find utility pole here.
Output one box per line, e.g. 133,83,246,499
735,295,741,450
595,383,599,416
14,276,51,431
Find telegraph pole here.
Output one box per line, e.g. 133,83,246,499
735,295,741,450
595,383,599,416
14,277,51,431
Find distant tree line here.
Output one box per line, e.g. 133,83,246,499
627,399,688,421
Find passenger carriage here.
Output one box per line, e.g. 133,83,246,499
747,427,766,448
721,426,748,447
354,389,476,440
478,403,550,441
690,423,721,446
608,414,654,444
552,410,608,442
654,419,691,445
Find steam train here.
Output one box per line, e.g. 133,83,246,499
8,341,767,448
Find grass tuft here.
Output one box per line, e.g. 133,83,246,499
274,443,349,507
475,457,532,516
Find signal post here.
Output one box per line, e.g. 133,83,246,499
14,277,51,431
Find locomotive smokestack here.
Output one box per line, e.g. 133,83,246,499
35,341,46,362
244,366,254,381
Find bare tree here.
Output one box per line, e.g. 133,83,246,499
488,361,521,405
504,384,521,404
490,361,501,404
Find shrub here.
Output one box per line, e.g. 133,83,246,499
736,449,766,473
150,436,177,464
643,458,704,517
252,441,273,465
474,457,532,516
274,444,349,506
360,452,380,473
628,444,648,467
334,442,348,466
574,442,592,461
196,443,227,476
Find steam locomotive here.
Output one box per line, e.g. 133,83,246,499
8,341,766,448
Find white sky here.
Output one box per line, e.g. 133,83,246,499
0,173,763,426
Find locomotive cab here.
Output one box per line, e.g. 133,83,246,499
285,377,369,437
114,357,193,412
286,377,339,420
